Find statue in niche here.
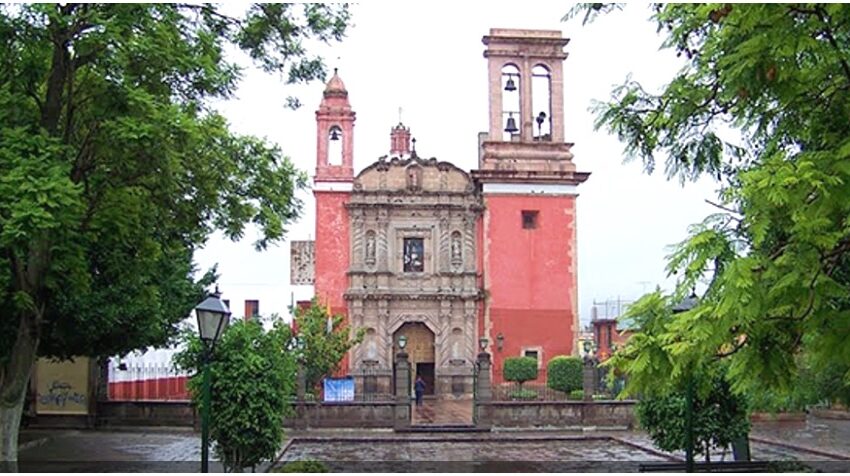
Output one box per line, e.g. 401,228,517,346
366,337,378,360
406,165,422,191
451,232,462,263
365,231,376,263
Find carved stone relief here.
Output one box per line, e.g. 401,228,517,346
290,240,315,285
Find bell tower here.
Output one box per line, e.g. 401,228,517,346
474,29,590,381
315,68,355,182
313,69,354,349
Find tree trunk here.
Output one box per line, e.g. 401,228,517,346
0,313,40,468
0,399,24,472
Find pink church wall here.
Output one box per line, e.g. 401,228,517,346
483,194,578,383
314,190,351,373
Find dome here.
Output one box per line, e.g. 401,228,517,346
323,68,348,98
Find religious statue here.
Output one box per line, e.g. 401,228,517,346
365,231,376,263
451,232,462,262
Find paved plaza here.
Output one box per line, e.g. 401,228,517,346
15,415,850,472
411,398,473,426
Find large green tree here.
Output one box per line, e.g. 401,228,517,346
570,4,850,403
289,300,364,393
0,3,350,464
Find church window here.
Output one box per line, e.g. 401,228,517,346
522,210,539,229
524,349,539,364
403,238,424,272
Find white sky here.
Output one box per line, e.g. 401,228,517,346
194,3,720,328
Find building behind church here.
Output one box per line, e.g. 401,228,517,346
291,28,590,397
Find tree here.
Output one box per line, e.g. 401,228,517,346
546,356,583,394
607,291,749,459
0,3,351,464
636,369,750,462
568,4,850,404
289,299,364,393
503,356,538,391
174,318,295,472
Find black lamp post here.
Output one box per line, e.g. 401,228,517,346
195,286,231,473
672,292,698,473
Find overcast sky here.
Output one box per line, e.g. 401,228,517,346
193,3,720,327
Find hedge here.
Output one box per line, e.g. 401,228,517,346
546,355,583,393
503,356,538,386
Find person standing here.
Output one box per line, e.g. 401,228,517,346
414,375,426,406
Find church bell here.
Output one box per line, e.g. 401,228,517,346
504,113,518,134
504,75,517,92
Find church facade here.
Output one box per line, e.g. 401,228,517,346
292,29,590,397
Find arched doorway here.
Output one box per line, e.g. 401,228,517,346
393,322,435,396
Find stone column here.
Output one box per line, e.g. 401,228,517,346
394,351,411,429
582,358,597,402
475,351,492,428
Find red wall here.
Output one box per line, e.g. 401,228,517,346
108,377,188,401
483,194,578,383
314,190,351,372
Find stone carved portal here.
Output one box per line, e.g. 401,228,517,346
346,155,482,398
393,322,435,395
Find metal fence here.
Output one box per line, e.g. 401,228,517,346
489,367,623,402
107,361,189,401
301,367,395,403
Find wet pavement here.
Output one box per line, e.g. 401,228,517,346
13,415,850,472
278,437,669,472
411,398,473,425
17,429,212,472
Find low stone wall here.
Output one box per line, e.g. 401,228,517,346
286,401,396,429
479,400,637,429
96,400,197,428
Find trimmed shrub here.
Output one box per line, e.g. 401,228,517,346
503,356,538,388
546,356,583,393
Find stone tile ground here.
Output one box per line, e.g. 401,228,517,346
15,415,850,472
278,438,669,472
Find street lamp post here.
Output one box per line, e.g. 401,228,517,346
195,286,231,473
672,293,698,473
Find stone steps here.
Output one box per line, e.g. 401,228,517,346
397,424,490,433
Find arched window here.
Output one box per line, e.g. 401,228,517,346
532,64,552,141
328,125,343,165
501,64,521,141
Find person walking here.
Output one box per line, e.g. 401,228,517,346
414,375,426,406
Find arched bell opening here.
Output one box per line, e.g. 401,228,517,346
328,125,343,165
532,64,552,141
500,64,521,141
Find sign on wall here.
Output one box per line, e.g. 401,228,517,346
323,377,354,402
35,357,91,415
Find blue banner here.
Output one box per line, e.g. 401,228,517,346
323,377,355,402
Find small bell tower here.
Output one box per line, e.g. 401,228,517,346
474,29,590,381
315,68,355,183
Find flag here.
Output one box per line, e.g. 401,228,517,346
326,304,333,334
